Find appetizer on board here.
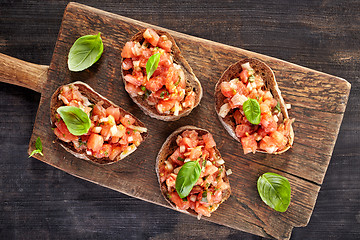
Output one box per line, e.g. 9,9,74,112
51,81,148,164
215,58,294,154
156,126,231,219
121,28,202,121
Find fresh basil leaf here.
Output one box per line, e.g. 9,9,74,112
57,106,91,136
175,160,201,198
29,137,44,158
146,52,161,80
243,98,261,125
275,102,281,112
257,172,291,212
68,32,104,72
35,136,43,152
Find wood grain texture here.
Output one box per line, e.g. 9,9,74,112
1,1,359,240
0,53,48,93
18,2,350,239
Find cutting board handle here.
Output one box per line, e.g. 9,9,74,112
0,53,49,93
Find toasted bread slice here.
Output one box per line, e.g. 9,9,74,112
156,126,231,217
121,29,203,121
50,81,148,164
214,58,294,154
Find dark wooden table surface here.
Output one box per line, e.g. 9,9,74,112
1,1,359,239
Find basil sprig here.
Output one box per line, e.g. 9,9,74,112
275,102,281,112
57,106,91,136
243,98,261,125
68,32,104,72
29,137,44,158
257,172,291,212
175,160,201,198
146,52,161,80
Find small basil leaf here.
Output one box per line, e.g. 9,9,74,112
243,98,261,125
29,137,43,158
68,32,104,72
175,160,201,198
146,52,161,80
275,102,281,112
35,136,43,152
57,106,91,136
257,172,291,212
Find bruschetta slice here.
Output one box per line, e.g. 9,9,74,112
215,58,294,154
50,81,148,164
156,126,231,219
121,28,202,121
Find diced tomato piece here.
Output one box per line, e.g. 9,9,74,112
87,133,104,152
55,120,78,142
195,205,211,217
157,35,172,52
93,144,112,158
204,163,218,176
189,147,202,160
92,103,106,118
120,115,136,128
201,149,210,160
121,41,135,58
100,125,111,138
261,114,277,133
236,81,249,95
110,136,120,143
235,124,253,138
159,52,172,68
125,83,143,97
257,126,268,138
182,91,195,109
156,99,177,113
124,74,143,87
177,69,186,89
233,110,243,124
170,192,190,210
166,174,176,189
129,130,143,146
143,28,160,47
145,76,164,92
220,82,236,98
169,148,185,166
213,190,222,203
122,58,133,70
241,135,257,154
109,146,124,161
259,136,278,153
270,131,288,150
202,133,216,149
183,130,198,140
260,102,271,114
153,64,169,78
240,69,249,83
106,106,121,123
165,66,178,93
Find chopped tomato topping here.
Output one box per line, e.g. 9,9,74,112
87,133,104,152
157,35,172,52
239,69,249,83
54,84,146,161
160,130,228,218
122,28,195,117
241,135,257,154
143,28,160,47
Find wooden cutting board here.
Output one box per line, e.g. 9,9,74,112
0,2,351,239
